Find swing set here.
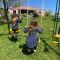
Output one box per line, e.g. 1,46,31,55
2,0,60,47
2,0,29,33
52,0,60,47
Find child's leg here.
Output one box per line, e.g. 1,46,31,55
33,46,36,53
34,46,36,50
27,48,32,53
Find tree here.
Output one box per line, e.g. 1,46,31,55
45,10,52,17
13,3,20,7
0,0,27,8
2,0,10,33
0,8,5,18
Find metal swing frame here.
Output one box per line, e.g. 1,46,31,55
53,0,60,35
52,0,60,47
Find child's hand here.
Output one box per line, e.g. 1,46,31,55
33,27,37,29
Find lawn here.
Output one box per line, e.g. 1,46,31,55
0,17,60,60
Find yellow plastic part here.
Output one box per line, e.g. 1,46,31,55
49,41,59,46
52,41,59,46
10,28,12,32
53,34,60,38
16,29,20,33
53,41,59,44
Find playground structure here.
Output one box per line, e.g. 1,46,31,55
2,0,45,33
0,0,59,56
1,0,60,46
52,0,60,47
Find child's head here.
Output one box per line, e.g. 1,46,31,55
12,15,18,20
13,15,18,18
30,19,38,27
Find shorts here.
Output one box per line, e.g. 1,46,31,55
12,29,19,33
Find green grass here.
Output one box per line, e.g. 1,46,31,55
0,16,2,19
0,17,60,60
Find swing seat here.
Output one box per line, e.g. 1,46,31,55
53,41,59,46
50,41,59,46
53,34,60,38
16,29,20,33
53,34,60,47
10,28,20,33
53,41,59,44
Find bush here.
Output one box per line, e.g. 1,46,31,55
0,16,2,19
0,20,7,25
33,13,39,18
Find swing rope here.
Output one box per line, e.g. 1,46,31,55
51,0,60,47
55,0,60,34
40,0,44,27
39,0,44,43
27,0,29,27
19,0,22,19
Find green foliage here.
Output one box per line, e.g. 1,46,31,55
13,3,20,7
43,10,53,20
0,16,2,19
45,10,52,17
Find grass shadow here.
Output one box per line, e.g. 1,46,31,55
41,37,60,56
19,44,33,55
18,35,27,37
8,36,18,43
0,33,10,36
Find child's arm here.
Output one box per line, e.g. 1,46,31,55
24,27,29,33
16,19,19,23
37,27,43,33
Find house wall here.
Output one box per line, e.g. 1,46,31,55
36,10,45,16
8,9,13,14
8,8,45,16
8,9,18,14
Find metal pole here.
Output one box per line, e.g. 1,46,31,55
20,0,21,19
55,1,60,34
53,0,59,34
55,0,60,34
41,0,44,26
3,0,10,33
27,0,29,26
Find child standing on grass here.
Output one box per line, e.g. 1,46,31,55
24,19,43,53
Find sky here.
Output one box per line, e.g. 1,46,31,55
0,0,57,13
24,0,57,13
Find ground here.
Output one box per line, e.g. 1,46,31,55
0,17,60,60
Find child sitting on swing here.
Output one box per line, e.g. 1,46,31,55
11,15,19,39
24,19,43,53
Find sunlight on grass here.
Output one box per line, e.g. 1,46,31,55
0,17,60,60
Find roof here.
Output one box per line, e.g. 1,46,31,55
9,6,36,10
